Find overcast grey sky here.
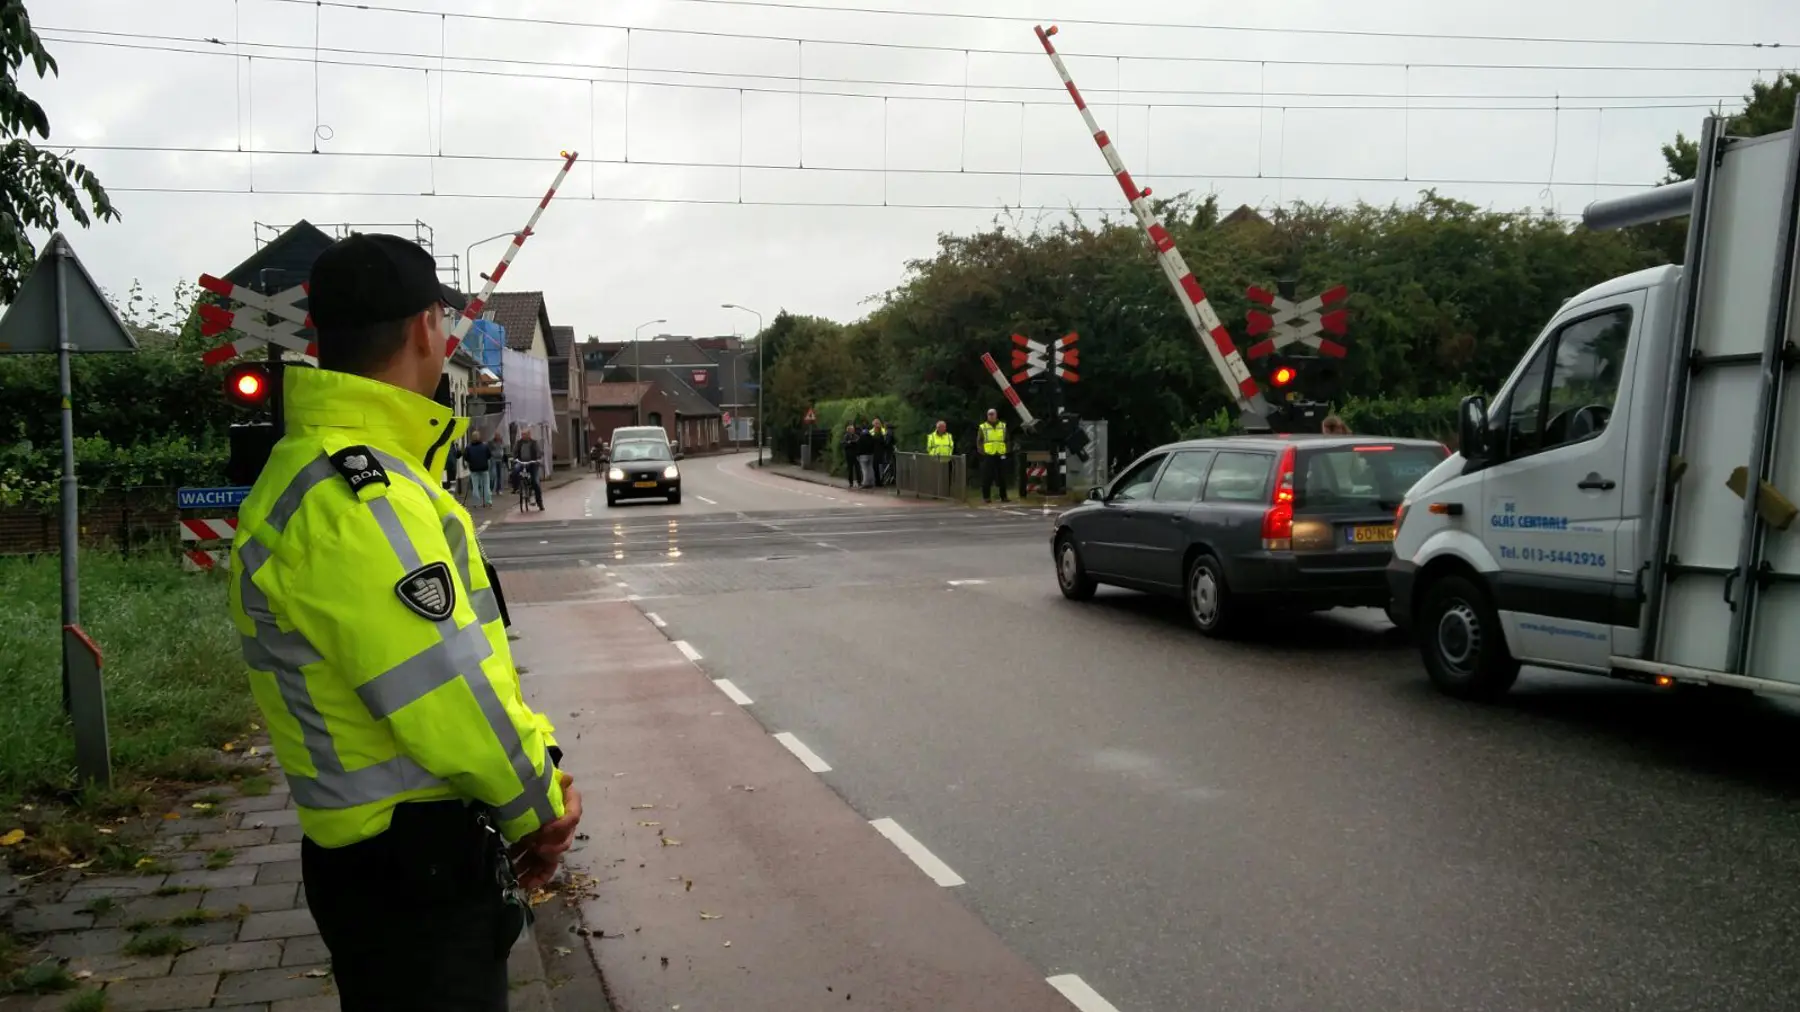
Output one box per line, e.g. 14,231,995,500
27,0,1800,339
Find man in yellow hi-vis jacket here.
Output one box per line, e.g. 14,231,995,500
229,233,581,1012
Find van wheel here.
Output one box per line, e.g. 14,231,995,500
1418,574,1519,700
1055,534,1096,601
1186,554,1239,638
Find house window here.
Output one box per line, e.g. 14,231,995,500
648,411,663,428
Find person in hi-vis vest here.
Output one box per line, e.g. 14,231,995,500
926,420,954,459
228,233,581,1011
977,408,1010,503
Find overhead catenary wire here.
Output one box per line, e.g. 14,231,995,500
35,32,1761,114
62,141,1668,190
242,0,1799,74
95,181,1590,220
626,0,1796,52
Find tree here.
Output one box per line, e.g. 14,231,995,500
1,0,119,302
1662,71,1799,182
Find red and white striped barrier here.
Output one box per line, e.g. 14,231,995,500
179,517,237,572
1034,25,1271,422
1246,285,1349,359
179,518,238,541
447,151,580,358
980,352,1037,429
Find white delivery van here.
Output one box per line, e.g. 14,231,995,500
1389,108,1800,700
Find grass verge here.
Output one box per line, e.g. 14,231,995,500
1,552,257,869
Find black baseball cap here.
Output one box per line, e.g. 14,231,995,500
308,232,466,329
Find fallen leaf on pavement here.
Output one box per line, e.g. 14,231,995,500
631,804,655,810
96,828,113,836
0,829,25,847
699,912,722,920
162,813,180,821
684,879,693,892
69,860,94,870
295,969,330,979
135,857,158,869
553,947,572,957
637,821,660,828
73,970,93,980
250,722,261,731
221,743,236,753
661,838,681,847
20,804,34,812
723,941,731,947
191,802,215,811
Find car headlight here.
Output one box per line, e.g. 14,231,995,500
607,467,624,481
663,465,680,479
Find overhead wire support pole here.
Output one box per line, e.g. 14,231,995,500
1032,24,1273,430
447,150,579,357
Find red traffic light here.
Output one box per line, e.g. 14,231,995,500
224,363,272,408
1270,365,1296,387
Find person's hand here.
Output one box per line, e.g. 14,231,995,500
508,775,582,890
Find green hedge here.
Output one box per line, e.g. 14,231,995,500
812,396,929,476
0,435,228,510
1185,392,1470,446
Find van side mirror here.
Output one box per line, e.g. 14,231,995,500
1086,486,1104,502
1458,395,1490,460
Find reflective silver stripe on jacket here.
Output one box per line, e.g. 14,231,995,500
367,495,559,827
241,455,449,811
441,512,502,626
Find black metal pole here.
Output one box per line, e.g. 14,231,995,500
259,270,288,440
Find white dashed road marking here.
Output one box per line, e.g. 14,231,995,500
696,495,718,505
1046,975,1124,1012
869,818,965,887
947,579,987,587
772,732,832,773
713,679,754,705
673,640,703,663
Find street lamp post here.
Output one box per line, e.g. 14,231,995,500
464,231,521,293
633,318,666,426
721,304,764,464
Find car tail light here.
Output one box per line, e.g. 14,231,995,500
1395,501,1408,529
1262,446,1295,550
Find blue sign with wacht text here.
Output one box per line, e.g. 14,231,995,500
177,486,252,510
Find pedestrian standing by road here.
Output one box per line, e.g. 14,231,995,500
977,408,1010,504
841,423,861,488
926,420,954,459
869,417,894,487
465,428,494,507
227,233,582,1012
854,421,877,493
492,431,511,495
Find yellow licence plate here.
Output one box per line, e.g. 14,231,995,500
633,481,658,488
1349,524,1397,544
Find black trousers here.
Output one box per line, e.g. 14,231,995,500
980,454,1009,501
302,801,527,1012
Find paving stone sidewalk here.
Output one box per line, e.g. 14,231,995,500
2,757,554,1012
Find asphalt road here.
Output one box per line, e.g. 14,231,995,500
504,455,1800,1011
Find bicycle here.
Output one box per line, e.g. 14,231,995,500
515,461,544,513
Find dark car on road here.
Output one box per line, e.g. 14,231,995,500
1053,434,1449,635
606,439,682,506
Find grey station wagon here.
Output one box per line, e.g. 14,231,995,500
1052,435,1449,635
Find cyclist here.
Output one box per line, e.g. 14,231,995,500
513,427,545,510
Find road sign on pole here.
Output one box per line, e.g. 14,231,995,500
803,407,817,425
178,486,252,510
0,233,135,785
1245,284,1349,359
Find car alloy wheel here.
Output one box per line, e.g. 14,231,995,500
1056,536,1096,601
1189,564,1220,628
